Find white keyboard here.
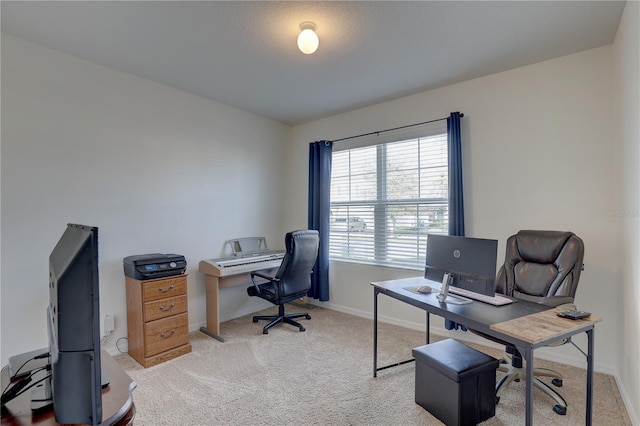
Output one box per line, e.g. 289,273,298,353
199,252,284,277
448,286,514,306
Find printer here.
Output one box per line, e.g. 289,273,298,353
123,253,187,280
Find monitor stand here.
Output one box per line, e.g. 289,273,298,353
29,368,52,411
437,273,472,305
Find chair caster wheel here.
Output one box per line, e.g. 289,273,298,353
552,378,563,387
495,396,500,404
253,318,258,323
305,314,311,320
299,327,306,332
515,378,520,382
553,405,567,415
262,330,269,334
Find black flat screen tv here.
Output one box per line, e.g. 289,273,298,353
424,234,498,297
48,223,102,424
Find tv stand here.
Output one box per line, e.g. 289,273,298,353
29,368,52,411
1,350,135,425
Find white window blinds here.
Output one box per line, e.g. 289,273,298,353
329,132,449,269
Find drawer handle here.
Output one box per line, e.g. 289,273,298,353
158,285,175,293
159,303,175,312
160,329,176,339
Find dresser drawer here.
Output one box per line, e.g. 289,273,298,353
144,294,188,322
144,313,189,357
142,275,187,302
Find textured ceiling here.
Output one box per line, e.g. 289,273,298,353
1,1,626,125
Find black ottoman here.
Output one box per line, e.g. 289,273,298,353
413,339,499,426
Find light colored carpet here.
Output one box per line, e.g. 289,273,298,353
114,305,631,425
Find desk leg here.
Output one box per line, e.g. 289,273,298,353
372,288,416,377
373,288,379,378
425,312,430,344
523,345,534,426
200,275,227,342
586,328,594,426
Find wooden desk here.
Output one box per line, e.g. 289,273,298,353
1,351,136,426
371,276,600,426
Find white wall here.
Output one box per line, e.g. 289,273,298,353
289,47,622,374
1,35,290,363
613,1,640,423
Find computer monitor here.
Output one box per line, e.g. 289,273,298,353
48,223,102,424
424,234,498,297
1,224,102,422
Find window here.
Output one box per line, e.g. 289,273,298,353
329,133,448,269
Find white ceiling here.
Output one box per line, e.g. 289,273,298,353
1,1,626,125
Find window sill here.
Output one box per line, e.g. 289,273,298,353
329,257,423,272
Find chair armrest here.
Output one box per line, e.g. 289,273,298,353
540,296,574,307
251,271,274,281
250,271,281,296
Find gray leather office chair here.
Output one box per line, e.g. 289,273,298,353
476,230,584,415
247,230,319,334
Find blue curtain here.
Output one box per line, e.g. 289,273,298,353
448,111,465,237
308,141,333,301
446,112,466,331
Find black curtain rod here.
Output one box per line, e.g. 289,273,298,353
331,113,464,143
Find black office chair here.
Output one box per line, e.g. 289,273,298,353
247,229,319,334
474,230,584,415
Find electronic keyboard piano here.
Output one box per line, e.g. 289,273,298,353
199,251,284,278
198,238,285,342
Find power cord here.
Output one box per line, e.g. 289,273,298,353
115,337,128,353
100,330,113,346
2,352,49,393
1,365,50,406
1,352,50,407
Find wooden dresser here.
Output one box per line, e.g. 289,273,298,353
125,274,191,367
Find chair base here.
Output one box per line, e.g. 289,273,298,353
496,352,567,415
252,304,311,334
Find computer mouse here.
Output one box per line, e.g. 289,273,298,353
417,285,432,294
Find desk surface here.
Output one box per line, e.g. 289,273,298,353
491,307,602,344
372,276,599,348
1,351,136,426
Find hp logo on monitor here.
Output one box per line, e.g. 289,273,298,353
453,249,461,258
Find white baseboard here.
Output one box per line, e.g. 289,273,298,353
615,374,640,426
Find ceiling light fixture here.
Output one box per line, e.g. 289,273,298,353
297,22,319,55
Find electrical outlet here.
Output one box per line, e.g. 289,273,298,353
103,314,115,334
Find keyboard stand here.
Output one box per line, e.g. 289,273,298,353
441,294,472,305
